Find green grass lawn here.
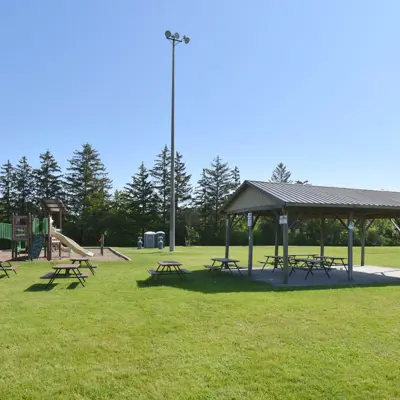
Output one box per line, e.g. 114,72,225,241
0,246,400,399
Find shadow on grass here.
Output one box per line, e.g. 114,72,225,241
25,282,83,291
136,269,400,294
67,282,81,289
24,283,57,292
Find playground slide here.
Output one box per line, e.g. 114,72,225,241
51,229,94,257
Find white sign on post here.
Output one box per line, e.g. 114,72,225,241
348,223,354,231
247,212,253,227
279,215,288,225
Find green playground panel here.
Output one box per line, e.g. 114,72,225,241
32,218,40,234
0,223,12,240
42,218,49,235
0,217,49,240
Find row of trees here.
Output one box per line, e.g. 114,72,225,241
0,146,399,247
0,144,241,246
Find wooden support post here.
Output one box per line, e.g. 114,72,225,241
101,234,104,256
281,214,289,284
225,215,231,259
348,212,354,281
360,218,366,266
47,217,52,261
58,211,62,258
274,216,279,257
28,213,32,261
247,212,253,276
320,218,325,257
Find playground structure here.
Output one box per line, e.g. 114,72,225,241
0,198,94,261
0,214,47,260
42,198,94,260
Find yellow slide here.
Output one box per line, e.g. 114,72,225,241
49,219,94,257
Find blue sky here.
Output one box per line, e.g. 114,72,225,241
1,0,399,191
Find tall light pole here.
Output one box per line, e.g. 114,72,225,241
165,30,190,252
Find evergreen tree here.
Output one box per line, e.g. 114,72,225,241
193,169,212,233
112,189,127,211
231,166,241,190
175,151,192,210
206,156,233,230
193,156,234,244
14,156,35,214
123,162,157,238
0,160,15,221
174,151,192,245
34,150,63,201
270,162,292,183
64,143,112,244
106,190,132,246
151,146,171,227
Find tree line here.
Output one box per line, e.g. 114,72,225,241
0,147,398,247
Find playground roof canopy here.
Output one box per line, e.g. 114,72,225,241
224,181,400,219
41,198,68,215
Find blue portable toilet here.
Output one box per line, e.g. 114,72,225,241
144,231,156,248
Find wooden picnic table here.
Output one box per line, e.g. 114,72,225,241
148,261,190,281
41,264,89,288
294,258,331,280
204,258,245,276
70,257,98,275
260,254,318,272
259,255,284,272
289,254,318,259
315,256,348,271
0,257,19,278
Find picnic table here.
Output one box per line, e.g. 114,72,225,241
294,258,331,280
0,258,19,278
148,261,191,281
204,258,246,276
289,254,318,260
260,254,318,272
316,256,348,271
70,257,98,275
260,255,283,272
41,264,89,288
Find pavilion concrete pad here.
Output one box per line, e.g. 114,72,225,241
231,266,400,287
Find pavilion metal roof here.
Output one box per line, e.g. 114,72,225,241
224,181,400,218
248,181,400,208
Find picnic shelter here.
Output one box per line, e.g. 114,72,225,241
223,181,400,284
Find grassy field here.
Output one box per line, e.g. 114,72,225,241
0,246,399,399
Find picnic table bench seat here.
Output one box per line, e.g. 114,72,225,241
2,264,19,272
0,261,19,277
204,264,246,269
259,260,276,266
148,268,191,276
330,261,348,268
204,264,219,270
78,263,98,269
41,272,89,279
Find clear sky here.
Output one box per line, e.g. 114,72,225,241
1,0,399,191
